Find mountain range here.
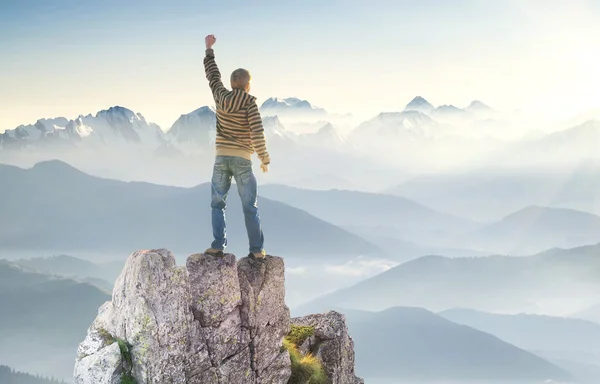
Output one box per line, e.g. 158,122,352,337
440,308,600,362
346,307,572,382
259,184,480,259
4,160,600,261
0,106,165,151
295,243,600,316
439,308,600,383
3,96,600,195
0,95,584,154
0,160,381,259
0,98,341,154
11,255,122,290
0,259,110,381
2,96,598,164
260,184,600,257
452,205,600,254
388,161,600,221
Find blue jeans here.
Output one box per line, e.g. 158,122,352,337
210,156,264,253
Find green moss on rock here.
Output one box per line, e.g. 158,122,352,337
285,325,315,347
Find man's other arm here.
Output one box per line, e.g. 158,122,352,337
248,101,270,166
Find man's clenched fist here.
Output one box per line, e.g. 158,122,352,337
205,34,216,49
260,163,269,173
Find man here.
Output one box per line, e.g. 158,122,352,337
203,34,270,260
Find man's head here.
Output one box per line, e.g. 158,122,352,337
231,68,251,92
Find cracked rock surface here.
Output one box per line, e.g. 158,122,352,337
73,249,290,384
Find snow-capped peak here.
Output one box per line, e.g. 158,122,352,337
259,97,327,117
1,117,70,143
87,106,164,144
190,106,216,115
96,106,142,124
261,97,313,109
166,106,216,145
65,118,93,139
35,117,70,132
262,116,287,137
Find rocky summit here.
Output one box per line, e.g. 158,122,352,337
73,249,362,384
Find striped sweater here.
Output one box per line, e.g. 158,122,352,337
204,48,270,164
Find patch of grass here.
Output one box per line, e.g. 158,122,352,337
117,338,133,366
117,338,136,384
283,329,328,384
286,325,315,347
121,372,137,384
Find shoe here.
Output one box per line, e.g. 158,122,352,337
205,248,224,258
249,250,266,260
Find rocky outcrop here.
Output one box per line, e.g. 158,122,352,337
74,249,361,384
292,312,364,384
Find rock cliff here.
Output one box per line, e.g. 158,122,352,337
74,249,362,384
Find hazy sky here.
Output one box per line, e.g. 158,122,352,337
1,0,599,131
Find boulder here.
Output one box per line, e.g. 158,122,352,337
292,311,363,384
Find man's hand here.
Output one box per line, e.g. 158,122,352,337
260,163,269,173
205,34,216,50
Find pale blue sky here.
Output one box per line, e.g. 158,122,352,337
1,0,599,130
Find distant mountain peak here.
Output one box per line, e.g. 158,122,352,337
404,96,434,113
31,159,82,172
261,97,309,107
166,106,216,145
175,106,216,120
503,205,600,221
318,122,336,133
466,100,493,112
431,104,470,118
262,115,288,137
192,106,215,114
261,97,311,109
96,106,137,119
263,115,282,124
436,104,462,112
260,97,326,116
372,110,435,123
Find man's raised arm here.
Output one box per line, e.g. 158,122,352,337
204,34,228,105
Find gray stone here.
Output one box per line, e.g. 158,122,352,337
293,311,364,384
74,338,122,384
110,248,195,383
187,253,241,328
188,253,250,367
74,249,358,384
74,249,209,384
238,256,291,384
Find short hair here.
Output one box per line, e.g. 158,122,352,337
231,68,251,90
